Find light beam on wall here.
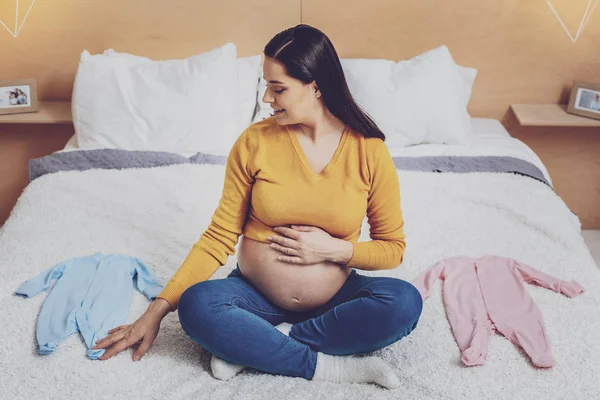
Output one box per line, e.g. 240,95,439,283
546,0,598,42
0,0,36,38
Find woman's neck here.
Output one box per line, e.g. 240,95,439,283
295,110,345,143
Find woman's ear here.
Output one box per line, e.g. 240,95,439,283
310,81,321,98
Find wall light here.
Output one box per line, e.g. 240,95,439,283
546,0,598,42
0,0,36,38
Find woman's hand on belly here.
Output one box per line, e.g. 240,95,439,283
268,225,354,265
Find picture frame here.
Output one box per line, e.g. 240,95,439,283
0,78,39,115
567,80,600,121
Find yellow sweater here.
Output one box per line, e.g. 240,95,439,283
157,117,405,310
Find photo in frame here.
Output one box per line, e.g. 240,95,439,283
0,78,39,115
567,80,600,121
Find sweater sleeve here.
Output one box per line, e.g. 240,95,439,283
346,139,406,270
157,129,255,310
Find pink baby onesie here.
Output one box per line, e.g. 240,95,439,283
411,255,584,368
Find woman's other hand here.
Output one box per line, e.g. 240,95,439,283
92,298,173,361
268,225,354,265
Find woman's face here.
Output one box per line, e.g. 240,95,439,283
262,56,320,125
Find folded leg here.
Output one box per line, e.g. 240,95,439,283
494,315,555,368
36,303,78,355
178,269,318,379
290,272,423,355
459,318,495,366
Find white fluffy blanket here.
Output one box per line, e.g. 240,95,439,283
1,162,599,400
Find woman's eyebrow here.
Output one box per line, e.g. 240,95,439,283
264,77,285,84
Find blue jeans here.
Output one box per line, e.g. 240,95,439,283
178,264,423,380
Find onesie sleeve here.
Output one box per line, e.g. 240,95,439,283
411,261,447,300
513,261,585,298
132,258,165,301
157,128,255,310
14,261,68,298
346,139,406,270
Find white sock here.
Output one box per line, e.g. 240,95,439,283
275,322,293,336
210,354,246,381
210,322,294,381
312,352,400,389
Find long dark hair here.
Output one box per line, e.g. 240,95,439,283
264,24,385,141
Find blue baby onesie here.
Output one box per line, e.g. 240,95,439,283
15,252,164,359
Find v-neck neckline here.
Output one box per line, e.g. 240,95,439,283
286,123,348,178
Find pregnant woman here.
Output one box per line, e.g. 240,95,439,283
92,24,422,389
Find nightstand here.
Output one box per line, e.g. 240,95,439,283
511,104,600,127
0,101,72,124
0,101,73,226
507,104,600,229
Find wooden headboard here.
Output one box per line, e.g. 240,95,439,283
1,0,599,226
1,0,598,118
0,0,300,96
305,0,600,120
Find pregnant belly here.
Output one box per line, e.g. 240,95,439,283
237,235,352,312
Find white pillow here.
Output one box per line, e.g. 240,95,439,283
253,46,477,146
72,43,253,155
236,55,263,128
458,65,477,106
253,57,273,123
342,45,474,146
101,49,262,133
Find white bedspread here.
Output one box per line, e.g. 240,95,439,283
1,160,599,400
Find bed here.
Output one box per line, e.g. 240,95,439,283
1,43,600,399
2,117,599,400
